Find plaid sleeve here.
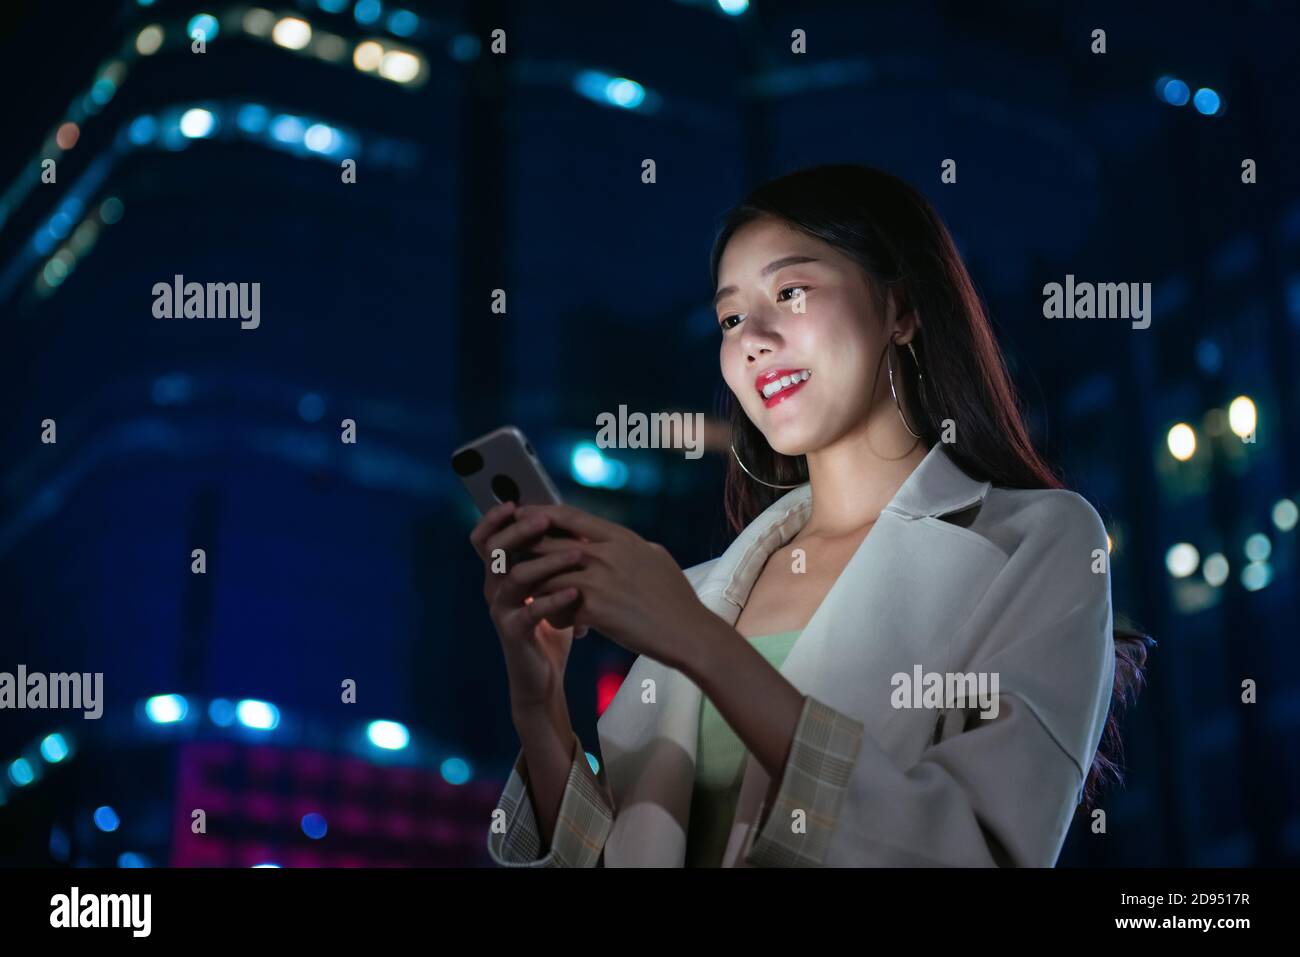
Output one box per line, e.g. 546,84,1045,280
486,731,614,868
742,695,865,867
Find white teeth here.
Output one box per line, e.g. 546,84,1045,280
761,369,811,398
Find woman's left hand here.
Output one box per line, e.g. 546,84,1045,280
518,503,715,673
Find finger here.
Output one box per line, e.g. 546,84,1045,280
484,513,551,564
530,536,598,556
514,504,616,543
469,501,517,558
497,549,585,607
519,587,581,626
526,567,585,600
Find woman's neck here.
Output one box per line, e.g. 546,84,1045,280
801,423,928,539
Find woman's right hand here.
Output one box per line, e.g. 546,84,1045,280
469,501,587,714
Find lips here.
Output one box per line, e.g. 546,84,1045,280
754,367,812,408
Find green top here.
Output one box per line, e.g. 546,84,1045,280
685,629,801,868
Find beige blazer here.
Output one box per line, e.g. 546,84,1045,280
593,442,1116,867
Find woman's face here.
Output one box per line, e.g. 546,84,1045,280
715,215,906,457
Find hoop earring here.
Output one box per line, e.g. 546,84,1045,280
888,339,924,439
730,443,804,489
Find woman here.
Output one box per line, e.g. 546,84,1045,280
474,164,1151,867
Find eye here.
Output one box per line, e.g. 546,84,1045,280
777,285,809,304
719,313,743,331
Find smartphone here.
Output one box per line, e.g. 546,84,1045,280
453,426,582,633
451,425,563,514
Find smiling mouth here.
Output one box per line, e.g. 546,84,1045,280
755,368,812,408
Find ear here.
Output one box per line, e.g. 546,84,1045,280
890,288,922,345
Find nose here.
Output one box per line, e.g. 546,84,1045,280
740,309,780,363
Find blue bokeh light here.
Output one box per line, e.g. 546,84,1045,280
40,733,70,763
187,14,219,43
94,805,120,832
208,698,236,727
571,442,628,489
1193,87,1221,115
388,9,418,36
236,699,280,730
236,104,270,135
440,757,471,785
354,0,382,26
1156,76,1190,107
128,115,158,145
298,393,326,422
367,720,410,750
271,114,307,145
8,758,36,787
145,694,188,723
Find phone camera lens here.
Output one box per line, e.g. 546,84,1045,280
491,474,521,504
451,448,484,477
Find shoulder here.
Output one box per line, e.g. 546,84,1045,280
965,487,1114,647
972,486,1109,560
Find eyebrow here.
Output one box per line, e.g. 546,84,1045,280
713,256,820,308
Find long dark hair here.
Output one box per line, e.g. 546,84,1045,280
709,163,1151,811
